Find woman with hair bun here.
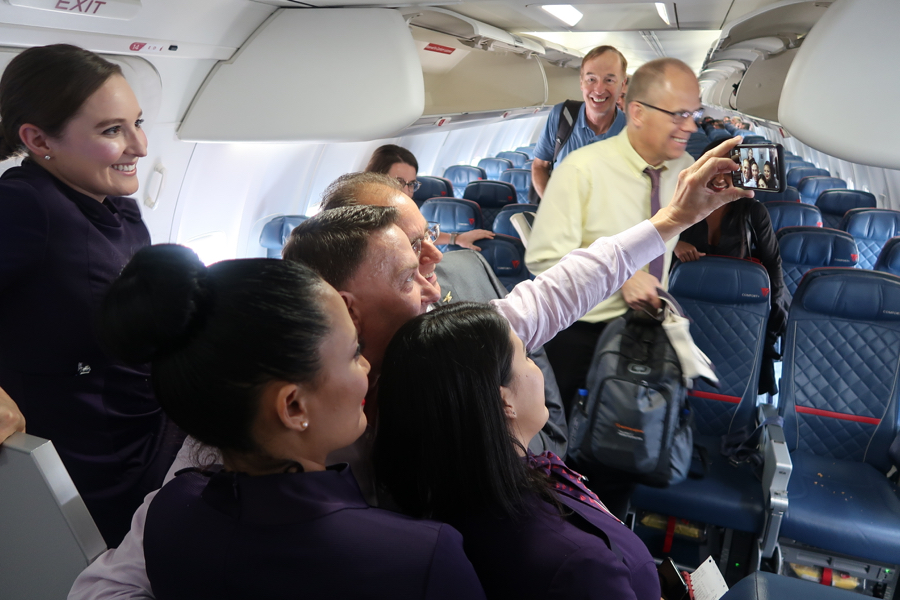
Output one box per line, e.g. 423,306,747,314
100,244,485,600
0,44,182,546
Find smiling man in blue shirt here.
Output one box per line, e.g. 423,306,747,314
531,45,628,199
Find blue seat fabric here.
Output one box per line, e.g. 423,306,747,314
686,130,710,160
840,208,900,269
764,202,822,232
477,234,529,291
798,177,846,206
813,189,876,229
778,268,900,564
786,167,829,190
492,204,537,239
420,198,483,236
499,168,532,204
776,227,858,295
463,180,517,230
443,165,485,198
515,145,535,159
477,157,513,180
875,237,900,276
259,215,308,258
496,151,529,168
413,176,453,206
632,258,770,533
758,186,801,203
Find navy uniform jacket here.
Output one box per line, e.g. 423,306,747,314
0,161,183,546
145,465,487,600
454,491,660,600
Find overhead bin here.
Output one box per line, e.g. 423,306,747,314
780,0,900,170
734,47,798,123
542,58,582,106
178,8,424,143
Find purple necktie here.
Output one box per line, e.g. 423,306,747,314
643,167,665,280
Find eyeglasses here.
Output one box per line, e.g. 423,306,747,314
411,221,440,257
396,177,422,193
637,101,704,125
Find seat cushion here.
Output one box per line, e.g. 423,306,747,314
781,451,900,565
723,571,859,600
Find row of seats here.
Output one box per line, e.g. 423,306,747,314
632,257,900,585
415,169,533,206
442,148,536,199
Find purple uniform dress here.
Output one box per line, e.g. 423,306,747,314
452,452,661,600
144,465,486,600
0,160,184,547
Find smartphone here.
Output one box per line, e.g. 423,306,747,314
658,557,690,600
730,143,785,193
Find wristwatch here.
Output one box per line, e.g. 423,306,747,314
449,233,458,245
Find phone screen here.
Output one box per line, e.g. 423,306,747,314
658,557,690,600
730,143,785,193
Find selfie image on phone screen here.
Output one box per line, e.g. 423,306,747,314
730,144,785,193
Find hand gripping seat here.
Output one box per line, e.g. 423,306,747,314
630,258,789,557
499,168,532,204
786,167,829,190
758,186,801,204
463,180,517,230
816,189,877,230
477,157,513,180
492,204,538,239
839,208,900,269
874,237,900,276
420,198,483,245
496,150,529,168
778,268,900,571
443,165,485,198
776,227,858,296
259,215,308,258
798,177,847,206
764,202,822,232
476,234,530,292
413,176,453,206
515,145,535,159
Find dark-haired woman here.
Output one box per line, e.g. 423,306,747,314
0,44,182,546
99,244,485,600
375,302,659,600
366,144,495,250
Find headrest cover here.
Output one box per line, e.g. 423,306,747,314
799,177,846,201
463,180,517,207
797,269,900,321
817,189,877,216
669,257,770,305
778,227,859,267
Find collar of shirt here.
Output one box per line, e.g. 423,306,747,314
612,128,670,179
577,105,626,142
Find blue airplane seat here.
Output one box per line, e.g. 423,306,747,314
778,268,900,567
874,237,900,276
259,215,308,258
499,168,532,203
420,199,483,243
632,258,782,544
722,571,859,600
742,135,769,144
413,176,453,206
776,227,859,296
686,130,710,160
708,128,732,142
757,186,801,203
764,201,822,232
443,165,485,198
798,177,848,207
786,166,830,190
492,204,537,239
839,207,899,269
815,188,877,230
476,234,530,292
463,180,517,230
523,159,534,170
496,150,529,169
477,157,513,180
515,145,535,159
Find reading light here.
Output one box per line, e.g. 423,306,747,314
655,3,671,25
541,5,584,27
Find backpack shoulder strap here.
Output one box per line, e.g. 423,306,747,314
550,100,584,170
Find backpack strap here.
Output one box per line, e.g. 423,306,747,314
549,99,584,172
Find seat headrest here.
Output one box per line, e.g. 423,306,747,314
499,168,531,187
463,180,517,207
670,257,771,305
443,165,485,183
843,208,900,241
798,177,847,203
259,215,308,250
496,151,528,168
875,237,900,275
777,226,859,267
759,186,801,203
816,189,877,217
477,157,513,179
787,166,829,188
795,268,900,322
764,201,822,231
478,235,526,276
420,198,482,231
414,176,452,202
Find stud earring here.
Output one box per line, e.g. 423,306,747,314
300,421,308,431
43,155,51,160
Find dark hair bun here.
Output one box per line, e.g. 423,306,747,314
101,244,210,363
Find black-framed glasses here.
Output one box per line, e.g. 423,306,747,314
397,177,422,193
411,222,440,257
637,101,704,125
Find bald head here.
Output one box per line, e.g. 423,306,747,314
624,57,697,109
319,172,402,212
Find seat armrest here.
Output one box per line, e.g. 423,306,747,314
759,404,792,559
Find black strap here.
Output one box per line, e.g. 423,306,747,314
549,100,584,173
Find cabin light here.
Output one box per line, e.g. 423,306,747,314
540,5,583,27
655,3,671,26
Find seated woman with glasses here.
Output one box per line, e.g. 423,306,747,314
98,244,486,600
374,302,660,600
365,144,494,250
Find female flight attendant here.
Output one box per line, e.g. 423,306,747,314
99,245,485,599
0,44,183,546
375,302,660,600
366,144,495,250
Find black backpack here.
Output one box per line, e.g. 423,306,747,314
567,309,694,488
528,100,583,204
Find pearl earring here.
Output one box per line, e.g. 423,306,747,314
44,155,51,160
300,421,308,430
